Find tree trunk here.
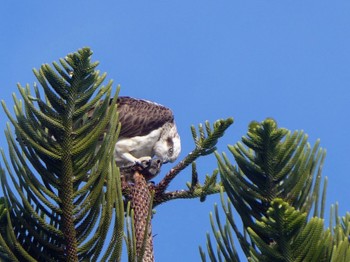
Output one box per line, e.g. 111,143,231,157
131,171,154,262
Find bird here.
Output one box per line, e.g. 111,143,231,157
87,96,181,171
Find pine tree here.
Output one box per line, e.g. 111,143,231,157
2,47,347,262
0,48,232,261
200,119,350,261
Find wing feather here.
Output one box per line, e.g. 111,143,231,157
86,96,174,139
116,97,174,138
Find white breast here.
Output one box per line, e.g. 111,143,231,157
114,128,162,166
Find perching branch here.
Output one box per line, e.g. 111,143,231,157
155,118,233,195
153,167,222,207
121,118,234,207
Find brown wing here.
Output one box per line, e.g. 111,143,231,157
116,97,174,138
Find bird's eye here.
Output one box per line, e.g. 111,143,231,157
168,147,174,155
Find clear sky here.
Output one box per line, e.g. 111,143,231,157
1,1,350,261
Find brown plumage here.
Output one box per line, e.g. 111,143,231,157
116,97,174,138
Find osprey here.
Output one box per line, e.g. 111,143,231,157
108,96,181,168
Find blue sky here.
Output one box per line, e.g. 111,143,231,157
1,1,350,261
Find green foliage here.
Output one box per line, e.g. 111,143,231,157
2,48,348,262
248,200,350,262
248,199,326,262
199,190,240,262
219,119,326,222
124,202,136,262
328,205,350,262
201,118,350,261
153,118,233,206
0,48,124,261
0,48,235,261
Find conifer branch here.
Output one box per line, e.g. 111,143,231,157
153,169,222,207
201,118,350,261
155,118,233,194
0,48,125,261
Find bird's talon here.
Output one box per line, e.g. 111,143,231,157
135,159,151,169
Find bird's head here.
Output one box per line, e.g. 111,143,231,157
154,123,181,164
